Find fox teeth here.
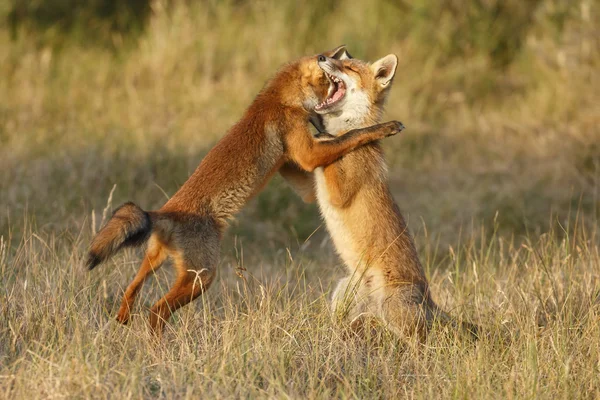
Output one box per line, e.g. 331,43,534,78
327,73,340,83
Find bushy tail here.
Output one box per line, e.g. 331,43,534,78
86,202,153,270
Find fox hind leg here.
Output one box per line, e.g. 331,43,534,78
116,235,168,324
148,256,216,334
379,285,432,341
331,275,375,331
148,224,219,334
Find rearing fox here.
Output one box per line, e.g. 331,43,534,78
288,51,478,339
86,46,404,333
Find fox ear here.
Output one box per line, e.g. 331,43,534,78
371,54,398,87
323,45,353,60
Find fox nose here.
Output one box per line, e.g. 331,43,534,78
318,55,326,62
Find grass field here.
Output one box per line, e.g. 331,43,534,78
1,0,599,397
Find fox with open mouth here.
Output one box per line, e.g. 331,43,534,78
286,49,479,340
86,46,404,334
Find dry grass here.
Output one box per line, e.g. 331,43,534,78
1,0,599,397
1,216,599,398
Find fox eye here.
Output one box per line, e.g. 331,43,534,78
345,66,359,73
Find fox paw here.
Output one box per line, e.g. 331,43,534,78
116,308,130,325
386,121,406,136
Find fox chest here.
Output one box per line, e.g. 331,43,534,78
314,167,359,268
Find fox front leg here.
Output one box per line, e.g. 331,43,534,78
287,120,405,172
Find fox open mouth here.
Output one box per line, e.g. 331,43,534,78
315,73,346,111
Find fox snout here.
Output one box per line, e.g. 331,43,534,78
317,55,342,74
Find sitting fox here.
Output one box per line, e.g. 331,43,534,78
288,50,478,339
86,46,404,333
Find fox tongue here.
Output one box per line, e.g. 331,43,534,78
315,80,346,110
330,87,344,102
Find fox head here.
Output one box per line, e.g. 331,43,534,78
271,46,397,131
276,45,355,113
314,51,398,134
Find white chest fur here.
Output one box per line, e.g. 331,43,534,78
315,89,373,270
314,167,360,269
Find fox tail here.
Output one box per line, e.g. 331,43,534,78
86,202,153,270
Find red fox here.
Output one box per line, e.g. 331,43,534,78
86,46,404,333
290,51,478,339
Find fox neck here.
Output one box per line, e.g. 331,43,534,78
321,96,383,136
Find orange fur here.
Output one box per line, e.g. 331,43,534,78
87,47,404,334
288,53,478,339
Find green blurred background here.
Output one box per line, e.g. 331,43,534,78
1,0,598,258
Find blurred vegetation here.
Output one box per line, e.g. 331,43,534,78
7,0,152,46
5,0,570,66
0,0,599,250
